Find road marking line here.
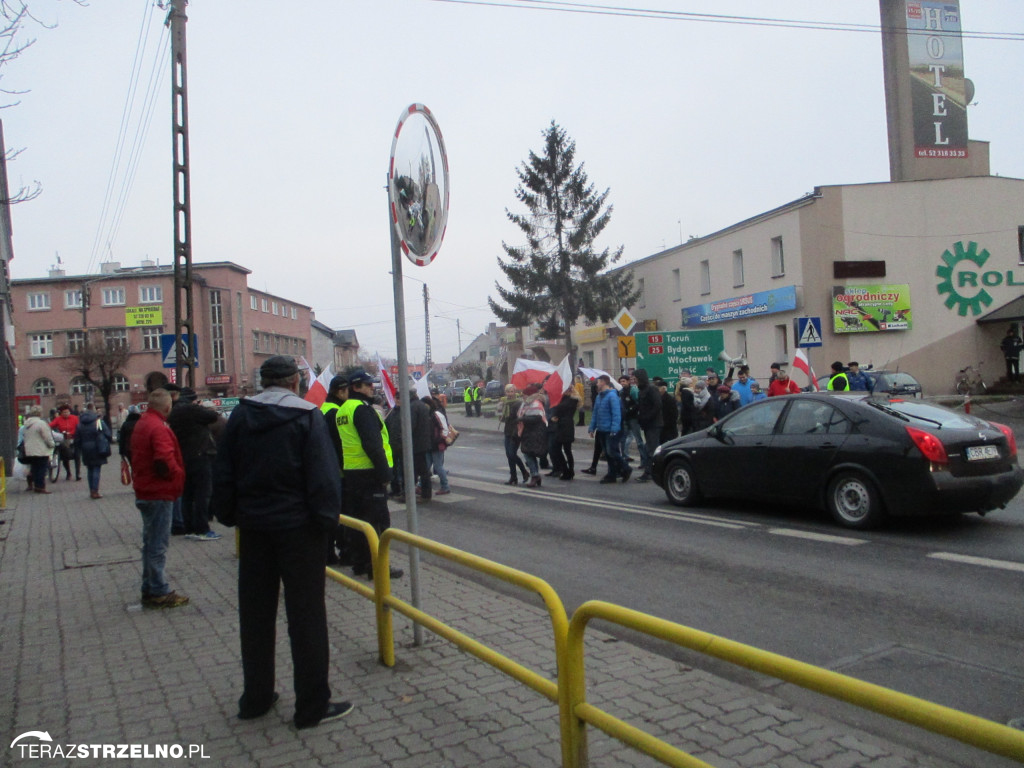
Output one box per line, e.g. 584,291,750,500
927,552,1024,573
768,528,868,546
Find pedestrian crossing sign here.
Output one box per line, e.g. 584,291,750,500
796,317,823,348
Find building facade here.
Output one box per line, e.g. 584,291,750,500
575,176,1024,394
11,260,313,413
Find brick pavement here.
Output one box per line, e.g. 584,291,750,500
0,468,992,767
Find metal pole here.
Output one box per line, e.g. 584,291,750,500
423,283,432,371
390,195,424,646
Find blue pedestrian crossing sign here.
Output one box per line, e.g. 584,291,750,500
795,317,823,348
160,333,199,369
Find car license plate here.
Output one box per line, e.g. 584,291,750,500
966,445,999,461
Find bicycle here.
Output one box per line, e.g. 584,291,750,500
954,362,987,395
48,445,62,483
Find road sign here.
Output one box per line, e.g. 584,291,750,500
160,333,199,369
411,371,422,380
613,307,637,336
634,330,725,386
795,317,823,348
617,336,635,359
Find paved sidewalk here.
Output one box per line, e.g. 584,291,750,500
0,474,1002,767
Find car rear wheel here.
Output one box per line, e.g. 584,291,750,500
826,471,884,529
664,460,701,507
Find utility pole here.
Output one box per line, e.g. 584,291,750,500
423,283,432,370
168,0,195,388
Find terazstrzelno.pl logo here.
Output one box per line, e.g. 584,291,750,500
10,731,209,760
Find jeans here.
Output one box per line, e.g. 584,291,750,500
504,435,527,480
522,452,540,477
598,431,628,479
86,465,102,493
238,525,331,727
620,419,648,466
641,425,661,473
136,499,173,597
427,449,449,491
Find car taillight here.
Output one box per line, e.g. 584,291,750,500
905,426,948,464
989,421,1017,458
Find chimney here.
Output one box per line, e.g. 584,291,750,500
48,268,66,278
141,258,156,268
100,261,121,274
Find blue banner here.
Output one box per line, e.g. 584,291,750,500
681,285,798,327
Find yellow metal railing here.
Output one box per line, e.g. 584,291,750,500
326,519,1024,768
565,600,1024,767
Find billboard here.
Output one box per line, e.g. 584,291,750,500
634,330,725,387
681,285,797,328
906,1,968,159
832,284,912,333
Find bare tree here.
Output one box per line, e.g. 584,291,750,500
61,330,130,419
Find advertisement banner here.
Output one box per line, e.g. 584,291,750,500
125,306,163,327
906,1,968,159
681,285,797,327
635,330,725,387
832,284,912,333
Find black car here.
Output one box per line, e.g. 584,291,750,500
815,370,923,398
651,394,1023,529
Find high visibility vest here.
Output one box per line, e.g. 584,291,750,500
337,399,393,470
827,372,849,391
463,387,473,403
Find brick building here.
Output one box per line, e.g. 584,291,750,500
10,260,313,413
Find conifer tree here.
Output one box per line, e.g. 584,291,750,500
489,121,639,361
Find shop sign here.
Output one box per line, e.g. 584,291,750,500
681,285,797,327
936,240,1024,316
832,284,912,333
205,375,232,386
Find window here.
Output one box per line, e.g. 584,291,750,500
252,331,261,352
70,376,90,395
733,249,744,287
271,301,278,316
261,298,269,313
102,287,126,306
720,400,787,438
142,326,163,351
280,303,287,317
104,328,128,350
27,292,51,311
672,269,681,300
736,330,747,360
291,307,298,320
781,400,851,436
637,278,646,308
139,285,163,304
67,330,86,355
699,260,711,295
250,295,258,310
33,378,56,396
209,290,226,374
65,289,83,309
1018,225,1024,264
774,324,788,363
299,340,306,357
112,374,131,393
771,236,785,277
30,333,53,357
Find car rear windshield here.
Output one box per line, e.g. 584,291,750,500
872,399,977,429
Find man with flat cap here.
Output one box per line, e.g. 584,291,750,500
211,355,351,729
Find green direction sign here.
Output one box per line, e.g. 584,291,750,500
635,330,725,387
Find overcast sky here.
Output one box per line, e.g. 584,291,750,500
3,0,1022,363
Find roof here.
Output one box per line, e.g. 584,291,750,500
977,294,1024,324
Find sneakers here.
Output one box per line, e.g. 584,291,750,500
296,700,354,729
142,591,190,609
238,692,279,720
189,531,223,541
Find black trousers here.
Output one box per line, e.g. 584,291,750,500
182,456,212,535
237,525,332,727
342,477,392,571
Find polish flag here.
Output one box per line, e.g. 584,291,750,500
792,348,819,391
377,353,396,408
304,363,333,406
543,354,574,407
511,358,556,390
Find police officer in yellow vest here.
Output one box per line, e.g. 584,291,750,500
463,383,474,418
320,375,349,565
472,380,484,417
827,361,850,391
337,370,403,580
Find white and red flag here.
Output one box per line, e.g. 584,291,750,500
377,353,396,408
791,348,819,391
510,358,556,390
303,363,334,406
543,354,574,407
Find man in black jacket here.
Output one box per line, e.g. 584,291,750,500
634,369,663,482
168,387,222,540
211,356,350,730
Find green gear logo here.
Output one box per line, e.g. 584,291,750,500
935,241,993,317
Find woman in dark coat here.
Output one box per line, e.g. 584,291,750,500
548,387,579,480
498,385,529,485
77,403,112,499
516,388,549,488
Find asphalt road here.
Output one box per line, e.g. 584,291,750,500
391,425,1024,766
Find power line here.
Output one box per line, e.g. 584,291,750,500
426,0,1024,41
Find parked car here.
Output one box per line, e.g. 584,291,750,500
651,393,1023,529
484,380,503,399
447,378,473,400
814,369,923,398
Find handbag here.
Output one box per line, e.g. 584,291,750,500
16,441,29,465
120,457,133,486
444,425,460,446
97,429,112,458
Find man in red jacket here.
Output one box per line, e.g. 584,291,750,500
131,388,189,608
